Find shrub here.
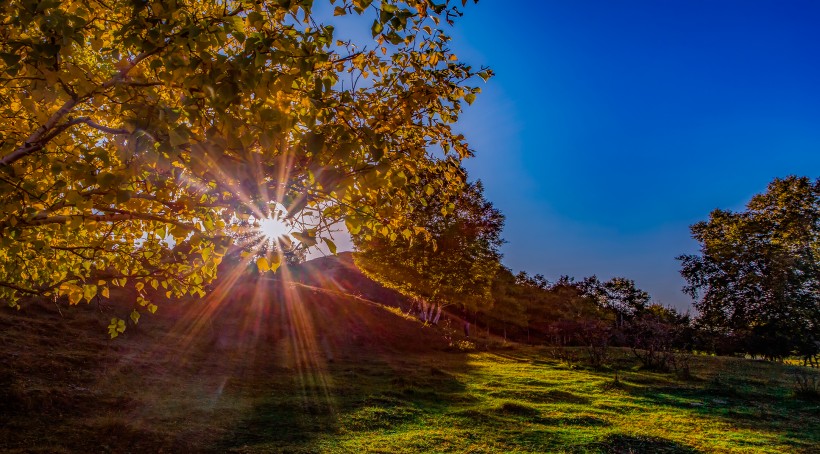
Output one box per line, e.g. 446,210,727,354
792,369,820,400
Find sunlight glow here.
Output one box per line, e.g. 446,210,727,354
258,216,291,241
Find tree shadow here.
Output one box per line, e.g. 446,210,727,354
205,276,473,452
583,433,702,453
577,363,820,452
0,271,475,453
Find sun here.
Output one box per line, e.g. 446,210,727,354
258,216,291,241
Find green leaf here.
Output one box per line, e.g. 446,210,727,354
464,93,476,105
371,20,383,37
83,285,97,303
323,238,337,254
291,230,317,247
346,216,362,235
108,317,126,338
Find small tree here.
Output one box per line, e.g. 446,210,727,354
354,175,504,325
624,304,690,371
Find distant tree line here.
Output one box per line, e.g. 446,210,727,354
466,270,694,370
476,176,819,367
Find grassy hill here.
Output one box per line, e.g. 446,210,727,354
1,255,818,453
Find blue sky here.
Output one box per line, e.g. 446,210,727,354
449,1,820,309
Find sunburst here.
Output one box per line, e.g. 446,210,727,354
258,216,291,241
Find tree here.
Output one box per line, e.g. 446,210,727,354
679,176,820,362
601,277,649,327
623,303,691,371
0,0,489,333
353,174,504,325
488,267,529,341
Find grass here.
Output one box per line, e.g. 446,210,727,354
1,274,819,453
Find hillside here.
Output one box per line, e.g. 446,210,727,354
1,255,819,453
0,255,450,452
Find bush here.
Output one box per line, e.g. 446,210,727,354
547,347,580,368
624,307,690,371
577,320,611,368
792,369,820,400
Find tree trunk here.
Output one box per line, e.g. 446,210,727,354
432,305,442,325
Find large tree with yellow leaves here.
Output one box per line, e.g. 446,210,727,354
0,0,488,333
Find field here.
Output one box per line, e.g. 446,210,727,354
1,272,819,453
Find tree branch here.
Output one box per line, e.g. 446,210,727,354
2,45,166,168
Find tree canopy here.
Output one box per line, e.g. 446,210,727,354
0,0,488,332
679,176,820,360
353,174,504,320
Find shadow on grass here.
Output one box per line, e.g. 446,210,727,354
0,275,475,453
576,361,820,452
209,278,473,452
584,433,702,453
213,358,472,452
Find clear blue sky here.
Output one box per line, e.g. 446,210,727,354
449,1,820,309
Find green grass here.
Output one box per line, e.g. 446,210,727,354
1,282,819,453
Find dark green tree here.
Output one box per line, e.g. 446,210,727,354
679,176,820,363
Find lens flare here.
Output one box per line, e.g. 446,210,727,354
258,216,291,241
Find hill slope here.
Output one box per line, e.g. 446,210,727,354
0,256,452,452
1,255,819,453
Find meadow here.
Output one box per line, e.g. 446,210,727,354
1,275,818,454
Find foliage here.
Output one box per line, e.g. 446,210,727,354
623,303,690,371
577,275,650,327
486,267,529,336
0,0,489,327
354,176,504,315
679,176,820,361
791,368,820,399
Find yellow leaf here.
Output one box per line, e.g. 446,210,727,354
256,257,270,272
83,285,97,303
108,318,123,338
68,290,82,306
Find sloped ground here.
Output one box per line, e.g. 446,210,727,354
0,268,455,453
1,259,819,453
